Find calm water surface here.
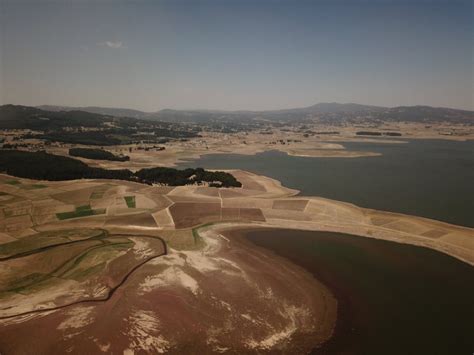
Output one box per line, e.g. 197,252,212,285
245,229,474,355
181,139,474,353
179,139,474,227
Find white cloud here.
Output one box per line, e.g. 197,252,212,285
97,41,124,49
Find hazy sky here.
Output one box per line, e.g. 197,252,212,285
1,0,472,111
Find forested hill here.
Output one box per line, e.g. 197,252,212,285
0,105,201,145
38,105,146,119
0,105,111,129
29,102,474,124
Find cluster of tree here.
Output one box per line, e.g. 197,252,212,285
117,126,200,137
383,132,402,136
314,131,340,135
69,148,130,161
43,131,125,146
2,143,29,149
41,127,200,146
0,150,132,181
134,167,241,187
0,150,241,188
356,131,383,136
356,131,402,137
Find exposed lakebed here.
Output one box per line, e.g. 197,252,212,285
181,139,474,352
244,229,474,354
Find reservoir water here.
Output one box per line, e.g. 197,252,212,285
245,229,474,354
181,139,474,352
179,139,474,227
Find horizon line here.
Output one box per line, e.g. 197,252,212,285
4,101,472,113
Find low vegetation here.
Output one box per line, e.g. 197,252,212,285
56,204,106,220
124,196,136,208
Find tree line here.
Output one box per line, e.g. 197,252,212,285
0,150,241,188
69,148,130,162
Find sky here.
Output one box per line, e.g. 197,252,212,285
0,0,472,112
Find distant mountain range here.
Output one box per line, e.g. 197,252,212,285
36,102,474,124
0,103,471,131
38,105,146,119
0,105,199,143
0,105,115,130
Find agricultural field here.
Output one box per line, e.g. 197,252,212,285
124,196,136,208
2,1,473,352
56,205,106,220
0,170,472,353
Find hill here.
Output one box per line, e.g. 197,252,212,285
38,105,147,118
8,102,474,125
0,105,110,129
374,106,474,123
0,105,201,145
150,103,473,123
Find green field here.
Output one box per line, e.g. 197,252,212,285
124,196,136,208
56,204,106,220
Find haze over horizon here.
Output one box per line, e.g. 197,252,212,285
1,0,473,112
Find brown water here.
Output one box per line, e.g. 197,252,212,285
244,229,474,355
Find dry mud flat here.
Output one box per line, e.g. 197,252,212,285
0,225,336,354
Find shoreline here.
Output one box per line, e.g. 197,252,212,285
1,165,472,265
231,227,474,354
41,136,473,172
199,212,474,267
221,226,342,353
222,226,355,354
210,225,339,352
205,216,474,352
0,164,473,352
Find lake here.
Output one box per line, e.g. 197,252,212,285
179,139,474,227
245,229,474,354
180,138,474,353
